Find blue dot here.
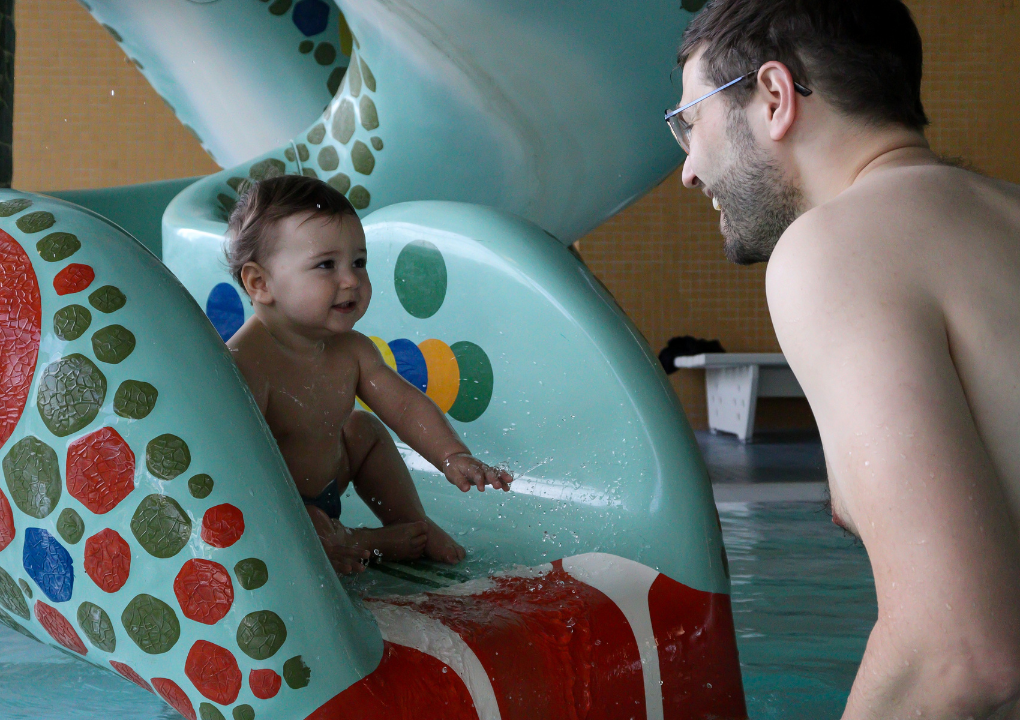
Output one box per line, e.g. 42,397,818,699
292,0,330,37
23,529,74,603
388,339,428,393
206,283,245,341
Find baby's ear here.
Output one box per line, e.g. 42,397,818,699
241,262,273,305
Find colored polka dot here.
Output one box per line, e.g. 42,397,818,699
0,607,36,640
114,379,159,419
347,55,362,96
92,324,136,364
327,66,345,96
36,354,107,436
302,168,319,178
293,0,330,36
201,504,245,548
199,703,226,720
186,640,243,705
359,96,379,130
0,227,40,449
448,341,494,423
77,601,116,652
23,529,74,602
217,194,237,219
88,285,126,313
307,123,326,144
152,677,197,720
0,198,31,216
332,99,355,143
0,566,28,619
419,339,460,413
359,57,376,91
389,339,428,392
317,145,339,171
16,211,56,234
370,136,383,151
206,282,245,342
53,304,92,340
283,655,311,688
56,508,85,545
226,176,249,193
84,529,131,593
338,9,353,56
174,559,234,625
327,173,351,194
681,0,708,10
53,263,95,295
233,558,268,590
267,0,292,16
250,668,282,699
36,601,87,655
236,610,287,660
36,232,80,262
130,494,192,558
348,185,370,210
233,705,255,720
66,426,135,514
146,433,191,480
296,143,310,161
102,24,123,42
249,158,286,181
0,488,12,552
394,240,447,318
189,473,214,499
122,594,180,654
351,141,375,175
284,146,296,162
314,42,336,66
110,660,153,693
299,39,313,54
17,579,31,599
3,436,61,518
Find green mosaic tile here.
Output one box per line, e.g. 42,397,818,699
88,285,126,313
233,706,255,720
16,211,56,234
78,601,117,652
18,579,31,599
226,177,249,193
307,124,326,145
268,0,291,15
331,99,355,144
348,186,370,210
327,66,345,96
284,147,296,162
188,474,214,499
36,232,80,262
359,58,376,92
121,593,180,654
298,40,313,54
146,434,190,480
0,567,29,619
359,96,378,130
351,141,375,175
2,436,61,519
296,143,309,162
200,703,226,720
233,558,268,590
92,325,136,364
327,173,351,195
249,158,286,181
317,146,339,172
301,168,319,178
314,42,336,66
113,380,158,420
57,507,85,544
36,353,107,436
53,304,92,341
0,198,31,217
370,136,383,151
347,56,362,97
130,495,192,559
283,655,311,689
236,610,287,660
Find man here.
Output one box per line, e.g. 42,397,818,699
670,0,1020,716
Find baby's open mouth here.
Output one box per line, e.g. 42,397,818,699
333,300,357,313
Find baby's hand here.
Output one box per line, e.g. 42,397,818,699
442,453,513,492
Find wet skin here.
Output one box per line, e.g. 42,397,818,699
228,211,512,574
681,50,1020,718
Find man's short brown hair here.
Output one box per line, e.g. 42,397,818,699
226,174,359,293
679,0,928,130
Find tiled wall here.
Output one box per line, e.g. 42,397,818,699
12,0,1020,429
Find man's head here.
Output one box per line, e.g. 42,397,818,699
227,174,369,335
676,0,927,264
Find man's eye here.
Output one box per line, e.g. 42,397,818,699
353,258,367,269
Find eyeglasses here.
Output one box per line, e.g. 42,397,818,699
664,68,813,153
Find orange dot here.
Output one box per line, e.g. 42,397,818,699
418,339,460,413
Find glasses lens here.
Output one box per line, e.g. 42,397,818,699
665,113,689,153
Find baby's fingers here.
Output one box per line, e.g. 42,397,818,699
448,472,472,492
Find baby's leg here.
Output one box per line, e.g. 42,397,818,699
344,411,466,564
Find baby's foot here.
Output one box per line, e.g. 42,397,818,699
350,521,428,562
424,519,466,565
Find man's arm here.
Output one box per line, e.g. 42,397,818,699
767,215,1020,718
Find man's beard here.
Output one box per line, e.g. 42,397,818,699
712,109,803,265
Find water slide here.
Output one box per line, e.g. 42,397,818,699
0,1,746,718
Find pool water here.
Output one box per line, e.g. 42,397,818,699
0,501,876,719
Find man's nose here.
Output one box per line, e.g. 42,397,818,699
681,154,700,189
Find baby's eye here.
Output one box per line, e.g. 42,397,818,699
353,258,367,269
316,259,335,269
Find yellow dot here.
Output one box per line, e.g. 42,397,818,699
418,339,460,413
357,336,398,412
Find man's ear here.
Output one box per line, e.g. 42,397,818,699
240,262,273,306
756,61,800,142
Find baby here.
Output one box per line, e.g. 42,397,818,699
225,175,512,574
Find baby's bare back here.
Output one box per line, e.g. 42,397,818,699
228,318,363,497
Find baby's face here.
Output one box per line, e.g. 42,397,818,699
262,211,371,336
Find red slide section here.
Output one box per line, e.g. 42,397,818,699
0,228,41,449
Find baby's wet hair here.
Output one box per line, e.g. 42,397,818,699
226,174,359,294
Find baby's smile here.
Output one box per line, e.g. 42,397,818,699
332,299,359,314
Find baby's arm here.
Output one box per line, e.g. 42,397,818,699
352,335,512,492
